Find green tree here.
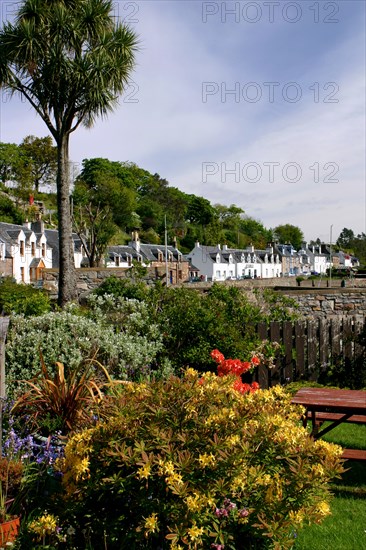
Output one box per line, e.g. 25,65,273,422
239,216,272,249
186,195,215,226
0,142,20,185
73,159,137,265
0,0,138,305
273,224,304,250
336,228,355,249
17,135,57,193
0,194,24,224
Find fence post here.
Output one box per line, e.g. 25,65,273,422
295,322,305,380
257,322,269,389
307,319,317,380
283,321,293,384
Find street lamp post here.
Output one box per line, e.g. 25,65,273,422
329,224,333,287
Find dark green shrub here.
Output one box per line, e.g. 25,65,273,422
94,274,148,301
0,278,51,316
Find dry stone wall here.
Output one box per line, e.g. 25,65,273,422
277,288,366,318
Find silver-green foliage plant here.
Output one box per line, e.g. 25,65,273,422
6,297,164,396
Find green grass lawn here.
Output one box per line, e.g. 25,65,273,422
294,423,366,550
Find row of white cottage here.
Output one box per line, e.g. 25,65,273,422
0,219,357,285
188,242,282,280
187,241,358,281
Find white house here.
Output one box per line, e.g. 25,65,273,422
187,243,282,280
0,221,52,283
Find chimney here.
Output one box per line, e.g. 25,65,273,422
222,244,228,251
131,230,140,253
172,236,178,249
217,244,221,250
23,219,31,230
31,212,45,234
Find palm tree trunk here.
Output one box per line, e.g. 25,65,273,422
56,135,77,306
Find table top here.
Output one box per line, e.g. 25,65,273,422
291,387,366,415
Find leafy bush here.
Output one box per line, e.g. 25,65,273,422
56,372,344,549
5,303,164,396
0,277,51,316
147,284,264,373
94,274,149,301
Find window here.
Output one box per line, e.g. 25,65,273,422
158,251,163,262
127,256,132,267
41,243,46,257
31,241,36,256
178,269,182,280
20,240,25,256
20,267,25,282
115,256,120,267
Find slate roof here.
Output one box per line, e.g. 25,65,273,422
108,243,186,264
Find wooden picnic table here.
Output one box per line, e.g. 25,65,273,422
291,387,366,460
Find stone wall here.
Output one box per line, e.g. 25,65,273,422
42,268,366,319
42,267,130,296
276,288,366,318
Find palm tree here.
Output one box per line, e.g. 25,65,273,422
0,0,138,305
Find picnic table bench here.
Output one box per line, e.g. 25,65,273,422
291,387,366,461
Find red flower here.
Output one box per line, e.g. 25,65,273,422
211,349,225,364
210,348,260,394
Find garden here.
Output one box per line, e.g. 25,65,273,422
0,276,365,549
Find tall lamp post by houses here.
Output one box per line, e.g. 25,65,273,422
329,224,333,287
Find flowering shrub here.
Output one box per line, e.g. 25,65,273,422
56,371,344,549
5,304,164,396
211,349,260,394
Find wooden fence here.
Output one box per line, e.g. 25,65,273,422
254,317,365,389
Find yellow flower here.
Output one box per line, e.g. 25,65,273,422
316,501,331,517
159,460,175,476
289,509,305,525
185,368,199,380
198,453,216,468
28,514,58,541
137,463,151,480
144,512,159,534
74,456,90,481
185,492,203,512
166,472,183,486
187,524,204,541
226,434,240,446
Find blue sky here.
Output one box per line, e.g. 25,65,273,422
0,0,365,243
